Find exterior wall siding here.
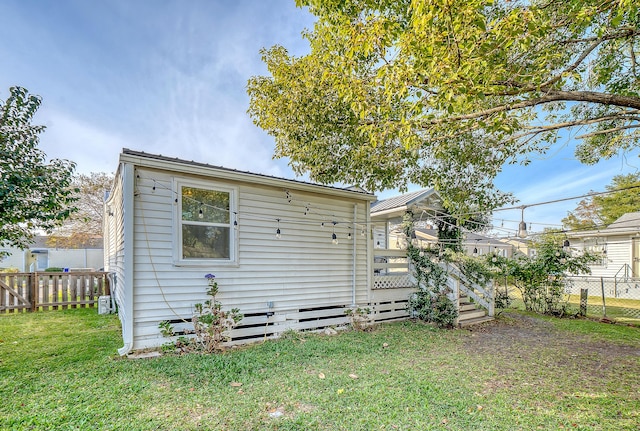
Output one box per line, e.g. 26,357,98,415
104,170,126,329
0,249,26,271
47,249,104,270
130,167,371,349
572,235,631,278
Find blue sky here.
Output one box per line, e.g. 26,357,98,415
1,0,638,237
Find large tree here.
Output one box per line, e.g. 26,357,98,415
248,0,640,211
562,172,640,229
48,172,113,248
0,87,77,252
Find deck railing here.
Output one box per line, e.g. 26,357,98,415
0,272,110,313
372,249,414,289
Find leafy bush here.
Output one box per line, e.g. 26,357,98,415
45,267,64,272
494,289,513,312
406,245,458,328
159,274,242,353
486,236,598,316
0,267,20,273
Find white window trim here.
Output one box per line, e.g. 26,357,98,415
173,178,239,267
584,239,607,267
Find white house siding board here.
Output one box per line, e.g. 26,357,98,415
128,168,370,349
602,236,631,277
0,249,25,271
104,170,127,332
571,235,630,278
48,249,104,270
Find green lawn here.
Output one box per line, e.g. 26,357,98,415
1,308,639,430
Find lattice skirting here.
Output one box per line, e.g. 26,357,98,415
373,274,413,289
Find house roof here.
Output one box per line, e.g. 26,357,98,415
464,232,512,247
606,211,640,231
120,149,377,201
370,188,442,219
569,211,640,238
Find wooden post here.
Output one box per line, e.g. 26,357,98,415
600,277,607,317
579,288,588,316
30,273,37,312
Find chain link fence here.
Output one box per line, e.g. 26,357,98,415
564,276,640,324
493,276,640,325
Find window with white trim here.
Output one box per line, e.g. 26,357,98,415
176,181,236,263
584,238,607,267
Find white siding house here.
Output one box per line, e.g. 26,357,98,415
104,149,376,354
567,211,640,279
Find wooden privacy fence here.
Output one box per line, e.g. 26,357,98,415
0,272,110,313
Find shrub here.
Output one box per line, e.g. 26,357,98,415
487,237,598,316
406,245,458,328
45,267,64,272
159,274,242,353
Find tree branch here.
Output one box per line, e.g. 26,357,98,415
558,28,640,45
420,92,640,127
576,124,640,139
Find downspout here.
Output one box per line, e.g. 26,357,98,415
366,203,372,303
118,162,135,356
351,204,357,306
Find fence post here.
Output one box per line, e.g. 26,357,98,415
600,277,607,317
30,273,37,312
579,288,588,316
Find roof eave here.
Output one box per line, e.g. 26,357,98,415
119,151,377,202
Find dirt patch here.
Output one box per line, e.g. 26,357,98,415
462,312,640,359
460,313,640,401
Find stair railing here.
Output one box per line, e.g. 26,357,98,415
446,262,495,317
614,263,635,298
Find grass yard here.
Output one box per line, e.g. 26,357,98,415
1,309,639,430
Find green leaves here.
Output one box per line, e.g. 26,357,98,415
562,173,640,229
248,0,640,213
0,87,77,250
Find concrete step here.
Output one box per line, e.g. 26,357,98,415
459,315,494,327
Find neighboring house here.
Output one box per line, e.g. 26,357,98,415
567,211,640,279
500,237,534,257
103,149,377,355
370,188,494,325
371,190,519,258
463,232,525,258
370,188,443,248
0,236,103,272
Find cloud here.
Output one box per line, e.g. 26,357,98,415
37,109,129,174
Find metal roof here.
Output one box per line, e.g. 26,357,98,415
370,188,439,214
464,232,511,247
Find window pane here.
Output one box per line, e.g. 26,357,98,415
182,225,230,259
182,187,230,223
